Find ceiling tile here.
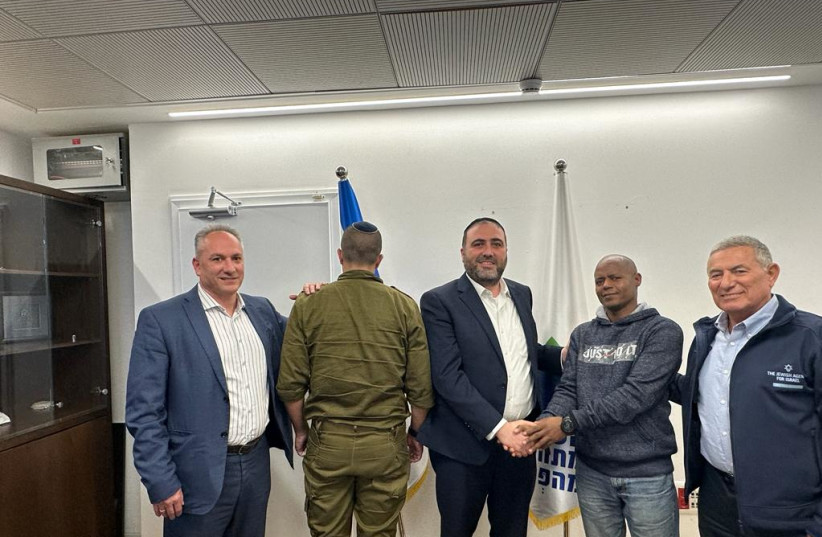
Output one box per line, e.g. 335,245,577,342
680,0,822,71
382,3,555,87
215,15,396,93
377,0,549,11
538,0,739,81
188,0,375,23
0,40,147,109
58,27,268,102
0,8,40,41
0,0,201,37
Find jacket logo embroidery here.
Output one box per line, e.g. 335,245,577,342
767,367,805,390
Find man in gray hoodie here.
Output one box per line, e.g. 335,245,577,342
522,255,683,537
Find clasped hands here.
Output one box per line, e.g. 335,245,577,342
496,417,566,457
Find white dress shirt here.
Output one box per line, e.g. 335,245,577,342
465,276,534,439
199,285,269,446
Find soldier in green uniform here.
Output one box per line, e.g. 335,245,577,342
278,221,434,537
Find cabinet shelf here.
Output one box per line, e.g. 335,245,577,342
0,268,100,277
0,268,44,276
0,404,108,451
0,338,103,357
48,271,101,277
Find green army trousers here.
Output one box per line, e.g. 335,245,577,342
303,419,410,537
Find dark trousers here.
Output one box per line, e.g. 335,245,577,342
699,462,803,537
165,437,271,537
429,444,536,537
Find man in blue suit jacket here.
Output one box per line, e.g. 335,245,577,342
126,224,293,537
418,217,563,537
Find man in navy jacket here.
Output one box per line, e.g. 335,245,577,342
127,225,293,537
417,217,562,537
671,235,822,537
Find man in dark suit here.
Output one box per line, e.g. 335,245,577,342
126,224,293,537
417,217,563,537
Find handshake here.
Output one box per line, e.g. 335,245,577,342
496,416,567,458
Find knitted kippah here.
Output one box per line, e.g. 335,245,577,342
351,221,378,233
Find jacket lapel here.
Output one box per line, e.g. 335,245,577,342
508,280,538,369
182,286,228,395
691,317,719,394
243,295,272,369
457,274,505,364
243,296,276,381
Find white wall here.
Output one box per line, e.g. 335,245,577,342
124,82,822,536
103,201,141,536
0,128,33,180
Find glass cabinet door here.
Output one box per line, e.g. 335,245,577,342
0,184,109,444
0,186,52,441
45,197,109,421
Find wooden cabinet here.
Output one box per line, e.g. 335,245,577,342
0,174,114,536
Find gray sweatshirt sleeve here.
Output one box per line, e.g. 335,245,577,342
571,319,683,432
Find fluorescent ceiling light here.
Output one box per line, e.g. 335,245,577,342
540,75,791,95
169,91,521,118
168,74,791,119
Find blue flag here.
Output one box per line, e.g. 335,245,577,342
338,178,363,229
337,175,379,277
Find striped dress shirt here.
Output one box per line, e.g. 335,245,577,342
198,285,269,446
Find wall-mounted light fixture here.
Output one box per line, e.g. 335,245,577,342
189,186,242,220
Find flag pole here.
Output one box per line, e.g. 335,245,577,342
336,166,402,531
556,159,571,537
529,157,583,532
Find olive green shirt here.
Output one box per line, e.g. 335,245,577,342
278,270,434,428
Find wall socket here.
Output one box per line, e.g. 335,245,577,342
689,489,699,509
676,481,699,510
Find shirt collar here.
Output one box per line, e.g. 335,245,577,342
198,283,244,313
466,273,510,299
337,269,383,283
714,294,778,335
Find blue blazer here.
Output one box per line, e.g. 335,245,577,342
126,286,293,514
417,274,562,465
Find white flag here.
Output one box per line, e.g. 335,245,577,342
406,450,430,501
529,161,588,528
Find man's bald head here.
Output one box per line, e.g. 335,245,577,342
595,254,637,275
594,254,642,321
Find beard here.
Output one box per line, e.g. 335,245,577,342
463,254,507,286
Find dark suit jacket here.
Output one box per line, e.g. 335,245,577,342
417,274,562,465
126,286,293,515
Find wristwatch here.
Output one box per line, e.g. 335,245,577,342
560,414,576,435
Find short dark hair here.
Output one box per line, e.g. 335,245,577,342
341,221,382,265
462,217,506,247
194,224,242,257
